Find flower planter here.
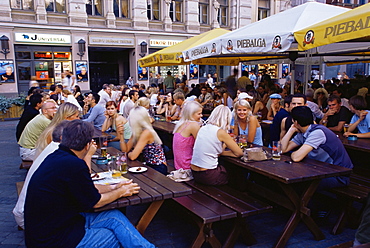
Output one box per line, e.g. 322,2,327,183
0,104,23,120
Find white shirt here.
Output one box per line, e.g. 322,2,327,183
13,142,60,229
66,95,82,112
191,124,223,169
98,90,112,107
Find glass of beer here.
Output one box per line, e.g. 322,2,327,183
272,141,282,161
166,110,172,122
343,124,349,133
99,136,108,157
238,135,248,148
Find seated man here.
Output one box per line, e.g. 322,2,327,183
197,87,213,106
319,95,352,132
24,120,154,248
14,121,69,229
171,92,185,121
344,95,370,138
281,106,353,190
18,100,57,161
16,93,43,142
82,92,106,130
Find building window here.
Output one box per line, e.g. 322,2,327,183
217,0,228,26
10,0,34,10
199,0,208,24
45,0,65,13
114,0,129,18
147,0,160,20
358,0,366,5
258,0,270,20
169,0,182,22
86,0,103,16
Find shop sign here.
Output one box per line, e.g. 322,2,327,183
14,33,71,44
149,39,183,47
89,37,134,46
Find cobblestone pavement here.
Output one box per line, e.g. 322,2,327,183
0,120,356,247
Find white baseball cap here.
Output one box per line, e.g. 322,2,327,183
238,92,253,100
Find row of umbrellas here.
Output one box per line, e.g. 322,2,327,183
138,1,370,68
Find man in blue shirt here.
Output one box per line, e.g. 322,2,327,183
344,95,370,138
281,106,353,190
25,120,154,248
82,92,106,130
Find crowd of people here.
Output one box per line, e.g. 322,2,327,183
12,68,370,247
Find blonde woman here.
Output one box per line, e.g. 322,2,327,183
191,105,243,185
314,88,329,112
172,101,203,170
135,97,154,123
119,106,167,174
102,101,131,149
233,100,263,146
34,102,80,158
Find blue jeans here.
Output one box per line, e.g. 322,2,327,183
77,210,155,248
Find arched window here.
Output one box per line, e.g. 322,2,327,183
86,0,103,16
113,0,129,18
147,0,160,20
170,0,182,22
217,0,228,26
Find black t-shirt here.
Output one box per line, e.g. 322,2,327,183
327,106,353,128
16,106,39,142
25,145,101,248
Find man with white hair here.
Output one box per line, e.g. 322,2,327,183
18,100,57,161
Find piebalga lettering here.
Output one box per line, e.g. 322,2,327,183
237,39,266,48
191,47,209,57
324,16,370,38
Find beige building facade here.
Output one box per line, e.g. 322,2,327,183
0,0,289,94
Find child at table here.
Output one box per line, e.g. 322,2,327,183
191,105,243,185
118,106,167,175
232,99,263,146
172,101,203,170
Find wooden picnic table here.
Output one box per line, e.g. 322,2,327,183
152,120,175,134
91,147,192,235
220,154,352,248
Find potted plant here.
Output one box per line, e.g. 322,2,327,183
0,95,26,120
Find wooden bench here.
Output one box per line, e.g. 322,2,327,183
173,180,272,248
330,173,370,235
19,160,32,170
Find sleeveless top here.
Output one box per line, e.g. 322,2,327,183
191,124,223,169
143,142,166,166
110,120,132,140
173,122,195,170
238,124,263,146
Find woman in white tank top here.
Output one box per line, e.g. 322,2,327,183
191,105,243,185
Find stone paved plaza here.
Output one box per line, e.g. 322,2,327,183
0,120,357,247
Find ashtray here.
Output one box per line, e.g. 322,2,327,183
348,135,358,141
96,157,108,165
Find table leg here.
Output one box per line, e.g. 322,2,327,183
274,179,324,248
136,200,164,235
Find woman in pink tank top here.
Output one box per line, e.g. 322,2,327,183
172,101,203,170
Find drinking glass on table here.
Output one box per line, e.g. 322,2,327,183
343,124,349,133
238,135,247,148
99,136,108,157
272,141,282,161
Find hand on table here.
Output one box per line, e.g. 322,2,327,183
115,180,140,197
343,132,355,137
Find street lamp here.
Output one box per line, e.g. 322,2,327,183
139,41,147,58
0,35,10,59
77,39,86,60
